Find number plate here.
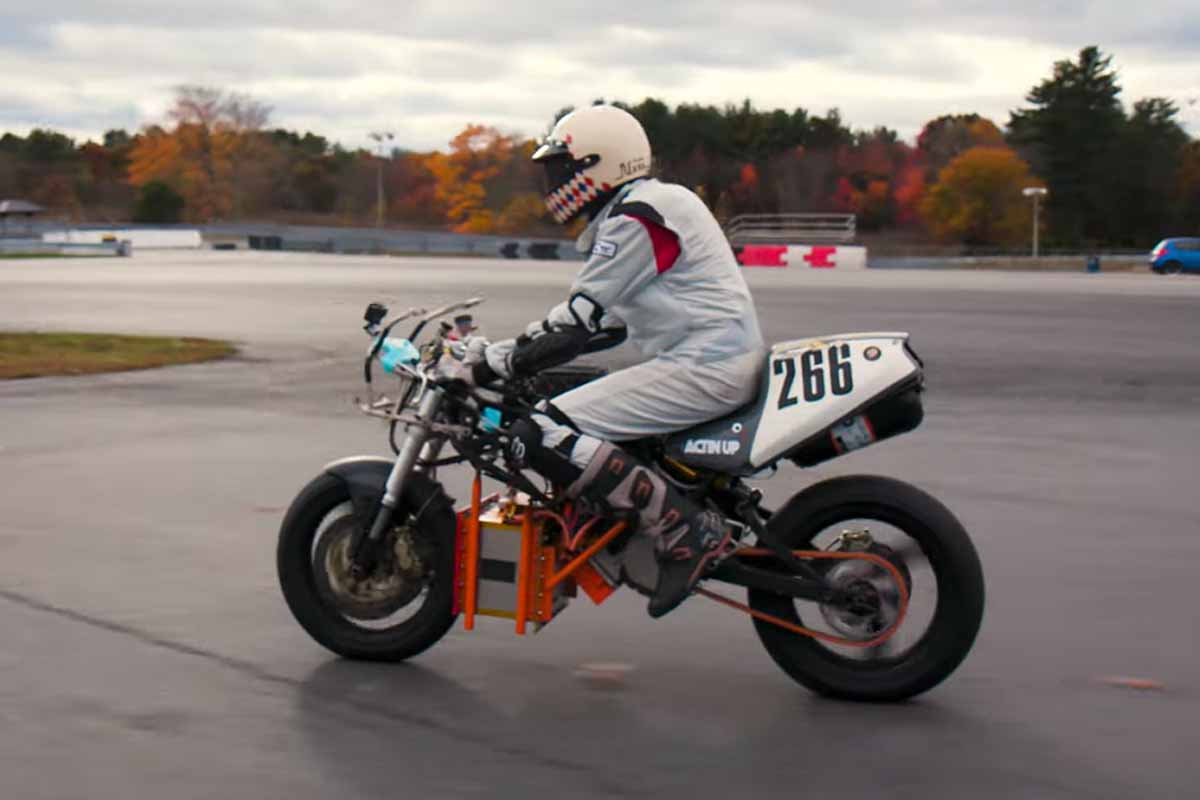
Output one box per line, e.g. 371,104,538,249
751,335,918,466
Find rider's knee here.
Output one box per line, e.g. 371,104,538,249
510,414,583,487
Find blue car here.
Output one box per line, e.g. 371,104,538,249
1150,238,1200,274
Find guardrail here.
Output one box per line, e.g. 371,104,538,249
869,254,1148,272
22,222,580,260
0,238,127,257
725,213,856,245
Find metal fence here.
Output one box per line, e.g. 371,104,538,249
724,213,856,245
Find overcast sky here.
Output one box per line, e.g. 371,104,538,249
1,1,1197,151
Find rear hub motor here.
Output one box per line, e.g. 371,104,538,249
818,532,910,640
314,515,429,620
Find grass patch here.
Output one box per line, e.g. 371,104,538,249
0,332,236,379
0,253,81,260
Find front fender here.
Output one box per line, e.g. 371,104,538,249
322,455,452,522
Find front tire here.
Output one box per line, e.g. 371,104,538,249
749,475,984,702
1161,260,1183,275
277,472,457,660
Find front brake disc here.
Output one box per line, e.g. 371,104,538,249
313,515,425,621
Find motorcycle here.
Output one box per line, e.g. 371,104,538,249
277,298,984,702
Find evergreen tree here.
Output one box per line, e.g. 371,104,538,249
1009,46,1124,247
1113,98,1189,245
133,181,185,223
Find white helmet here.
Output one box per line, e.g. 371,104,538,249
532,105,652,224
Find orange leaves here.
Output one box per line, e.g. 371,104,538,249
387,153,442,225
127,127,184,187
425,124,517,232
966,118,1005,148
125,87,270,222
728,163,761,209
893,164,927,226
919,146,1043,245
916,114,1004,173
128,123,237,220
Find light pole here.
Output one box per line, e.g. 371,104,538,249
369,131,394,228
1022,186,1047,258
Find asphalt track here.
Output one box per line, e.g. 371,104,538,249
2,252,1199,799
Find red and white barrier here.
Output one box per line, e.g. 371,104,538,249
736,244,866,270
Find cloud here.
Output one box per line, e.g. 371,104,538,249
0,1,1195,150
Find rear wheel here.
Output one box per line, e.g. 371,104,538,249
277,472,457,660
1161,260,1183,275
749,475,984,702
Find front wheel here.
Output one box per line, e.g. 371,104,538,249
277,471,457,660
749,475,984,702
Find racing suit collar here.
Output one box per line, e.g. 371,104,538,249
574,179,645,254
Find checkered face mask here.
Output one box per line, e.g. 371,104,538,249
540,154,612,224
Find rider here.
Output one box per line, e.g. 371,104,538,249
455,105,765,617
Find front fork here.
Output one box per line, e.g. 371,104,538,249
350,388,444,576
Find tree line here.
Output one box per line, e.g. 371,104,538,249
0,47,1195,249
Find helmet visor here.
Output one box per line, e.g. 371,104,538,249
538,152,578,197
532,138,570,162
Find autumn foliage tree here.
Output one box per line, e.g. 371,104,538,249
424,125,515,233
127,86,271,221
917,115,1006,174
2,73,1195,247
920,146,1043,246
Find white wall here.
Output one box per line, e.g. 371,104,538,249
43,229,202,249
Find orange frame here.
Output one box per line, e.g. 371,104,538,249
545,521,626,590
462,473,482,631
456,475,627,634
514,511,535,634
459,495,909,646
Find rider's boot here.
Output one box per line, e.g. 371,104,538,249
568,443,735,618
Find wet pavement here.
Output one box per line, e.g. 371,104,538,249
2,252,1199,799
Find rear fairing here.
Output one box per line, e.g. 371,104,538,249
663,333,922,474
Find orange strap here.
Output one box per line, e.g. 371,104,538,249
697,548,910,649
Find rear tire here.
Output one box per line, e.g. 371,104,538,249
1161,260,1183,275
277,472,457,661
749,475,984,702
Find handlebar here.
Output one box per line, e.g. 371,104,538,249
362,296,485,387
408,297,484,343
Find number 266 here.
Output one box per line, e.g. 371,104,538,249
774,344,854,408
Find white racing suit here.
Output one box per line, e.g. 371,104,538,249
476,177,764,615
483,177,765,464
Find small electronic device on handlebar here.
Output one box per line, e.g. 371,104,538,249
363,302,389,335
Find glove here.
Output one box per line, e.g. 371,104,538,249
435,358,474,386
462,335,489,365
435,335,490,386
